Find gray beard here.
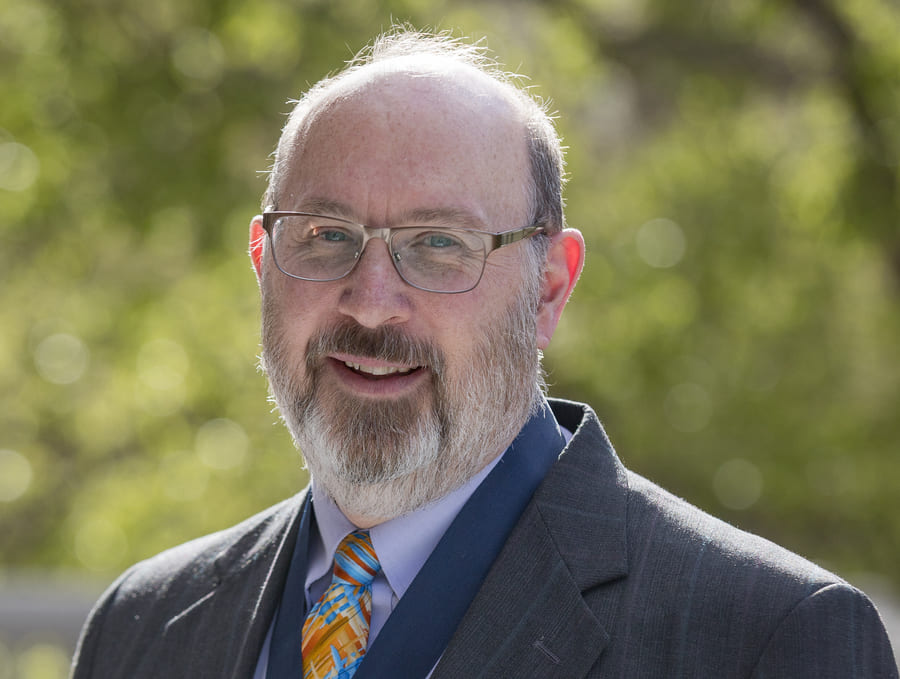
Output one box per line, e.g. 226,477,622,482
260,281,544,524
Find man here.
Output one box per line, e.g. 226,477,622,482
71,29,897,678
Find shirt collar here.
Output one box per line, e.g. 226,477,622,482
307,454,503,600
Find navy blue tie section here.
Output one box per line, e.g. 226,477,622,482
268,498,313,677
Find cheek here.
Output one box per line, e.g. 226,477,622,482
431,293,499,360
265,274,332,319
262,281,323,351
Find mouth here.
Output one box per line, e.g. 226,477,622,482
325,354,428,394
342,361,420,378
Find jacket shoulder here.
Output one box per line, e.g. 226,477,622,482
620,472,897,675
626,469,836,584
70,492,307,679
116,491,305,595
546,399,896,676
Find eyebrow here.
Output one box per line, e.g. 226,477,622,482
294,198,357,220
401,207,488,230
291,199,489,230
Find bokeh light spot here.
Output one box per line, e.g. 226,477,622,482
33,333,89,385
196,418,248,470
0,142,40,192
0,449,33,502
713,458,764,510
636,218,686,268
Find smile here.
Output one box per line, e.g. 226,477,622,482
343,361,416,377
326,354,429,395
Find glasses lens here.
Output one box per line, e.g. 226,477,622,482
270,214,362,281
392,227,487,293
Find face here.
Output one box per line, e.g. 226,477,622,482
258,69,546,525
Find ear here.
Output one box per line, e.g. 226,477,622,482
249,215,265,284
536,228,585,349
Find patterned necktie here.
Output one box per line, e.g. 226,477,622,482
301,530,382,679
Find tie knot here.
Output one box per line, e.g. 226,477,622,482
333,530,381,588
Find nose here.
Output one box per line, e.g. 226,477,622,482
336,239,412,328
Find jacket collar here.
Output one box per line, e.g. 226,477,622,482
540,399,629,589
432,399,628,679
161,492,311,679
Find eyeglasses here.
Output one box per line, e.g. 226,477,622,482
260,211,544,294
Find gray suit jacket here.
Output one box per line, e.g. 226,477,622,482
71,400,898,678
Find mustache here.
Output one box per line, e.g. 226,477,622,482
305,320,446,375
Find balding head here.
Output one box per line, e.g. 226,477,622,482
263,29,566,235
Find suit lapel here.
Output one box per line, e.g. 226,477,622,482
357,400,567,678
159,491,311,679
432,400,629,679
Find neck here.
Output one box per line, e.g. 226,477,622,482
318,440,511,528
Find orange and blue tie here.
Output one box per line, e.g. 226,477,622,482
301,530,381,679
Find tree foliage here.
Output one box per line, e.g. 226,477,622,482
2,0,898,596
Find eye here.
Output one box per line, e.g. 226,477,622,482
312,227,352,242
419,232,462,249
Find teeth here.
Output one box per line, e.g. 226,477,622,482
345,362,414,376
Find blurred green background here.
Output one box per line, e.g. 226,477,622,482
2,0,899,675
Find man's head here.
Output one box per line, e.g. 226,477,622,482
249,29,584,527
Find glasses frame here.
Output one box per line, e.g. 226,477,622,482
260,211,545,294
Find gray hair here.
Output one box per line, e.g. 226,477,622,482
262,27,567,240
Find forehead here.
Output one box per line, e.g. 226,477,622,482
277,63,532,230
